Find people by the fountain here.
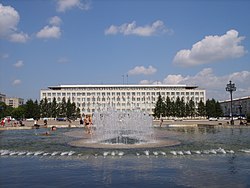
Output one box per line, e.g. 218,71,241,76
1,118,5,127
33,119,40,129
84,115,93,134
160,118,163,127
19,120,24,126
40,126,56,136
51,126,57,131
80,118,83,125
44,119,47,126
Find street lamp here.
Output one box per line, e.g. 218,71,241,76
226,80,236,125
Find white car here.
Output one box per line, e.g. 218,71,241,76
26,118,34,121
209,117,218,121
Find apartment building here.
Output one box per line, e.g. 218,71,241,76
220,96,250,117
5,97,24,108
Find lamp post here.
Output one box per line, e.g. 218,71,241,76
226,80,236,125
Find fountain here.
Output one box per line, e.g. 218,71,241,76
91,108,155,145
69,108,179,149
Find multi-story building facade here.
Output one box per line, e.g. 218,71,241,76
5,97,24,108
0,93,6,103
220,96,250,117
40,84,206,115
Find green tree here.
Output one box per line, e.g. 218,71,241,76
40,98,49,118
76,107,81,118
34,100,40,119
180,97,186,117
25,99,35,118
215,101,223,117
189,99,196,117
185,100,190,117
59,97,67,117
175,96,181,117
11,105,25,119
170,100,176,117
206,99,216,118
197,100,206,117
165,96,172,117
66,98,76,119
0,102,13,118
153,94,165,118
51,97,58,118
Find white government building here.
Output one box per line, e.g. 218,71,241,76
40,84,206,115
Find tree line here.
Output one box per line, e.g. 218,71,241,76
153,95,223,119
1,95,223,120
0,97,81,120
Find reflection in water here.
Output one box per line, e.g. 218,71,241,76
1,155,250,187
1,126,250,187
228,155,237,175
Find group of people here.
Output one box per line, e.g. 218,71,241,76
80,114,93,134
1,118,24,127
43,126,57,136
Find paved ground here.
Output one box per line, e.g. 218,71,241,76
0,118,248,130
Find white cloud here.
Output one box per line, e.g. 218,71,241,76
0,4,29,43
36,16,62,39
163,74,186,85
139,68,250,100
13,60,24,68
49,16,62,26
128,65,157,75
105,20,172,37
161,68,250,100
56,0,91,12
9,32,29,43
12,79,21,85
0,4,19,37
173,30,247,67
139,80,154,85
36,26,61,39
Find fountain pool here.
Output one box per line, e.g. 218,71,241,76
69,109,180,148
1,126,250,187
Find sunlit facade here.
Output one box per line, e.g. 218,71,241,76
220,96,250,117
40,84,206,115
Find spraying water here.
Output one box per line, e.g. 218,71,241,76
91,108,155,145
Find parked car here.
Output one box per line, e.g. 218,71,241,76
209,117,218,121
56,117,66,121
26,118,34,121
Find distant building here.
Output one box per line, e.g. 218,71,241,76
5,97,24,108
0,93,6,103
220,96,250,117
40,84,206,115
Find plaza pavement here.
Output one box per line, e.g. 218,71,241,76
0,118,248,130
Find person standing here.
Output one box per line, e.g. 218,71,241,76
160,118,163,128
1,119,5,127
34,119,39,129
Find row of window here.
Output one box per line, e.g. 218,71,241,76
46,96,204,105
42,91,204,97
57,87,193,91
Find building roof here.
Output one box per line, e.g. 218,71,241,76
219,96,250,103
47,84,199,90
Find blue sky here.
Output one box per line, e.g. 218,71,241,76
0,0,250,101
